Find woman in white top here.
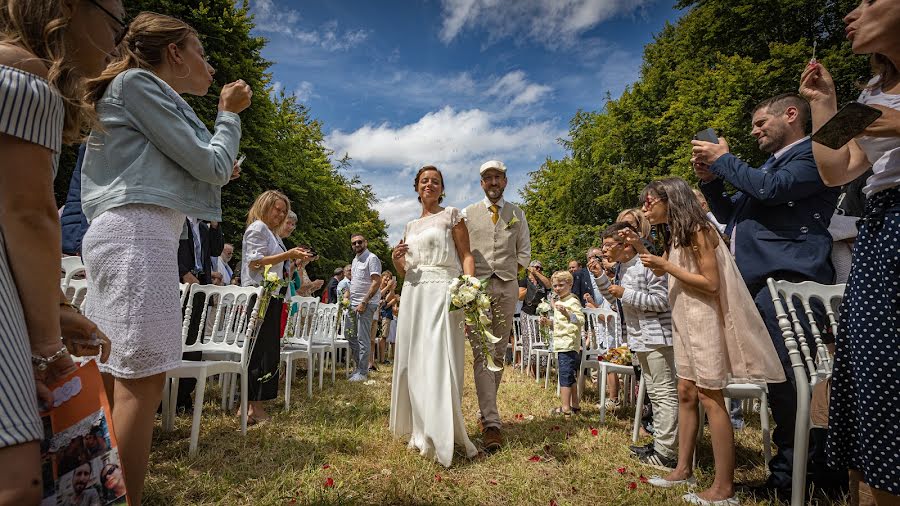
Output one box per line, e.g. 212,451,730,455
241,191,310,422
0,1,120,501
800,1,900,501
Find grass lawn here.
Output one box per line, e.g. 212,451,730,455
145,350,844,505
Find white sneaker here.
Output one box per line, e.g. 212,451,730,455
605,398,622,411
647,475,697,488
348,373,366,382
681,492,739,505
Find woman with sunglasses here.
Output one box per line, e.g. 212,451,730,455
79,12,252,505
0,0,123,502
100,463,127,503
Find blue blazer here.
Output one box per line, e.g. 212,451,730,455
699,139,839,288
60,144,89,255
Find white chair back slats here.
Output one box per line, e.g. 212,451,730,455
582,307,612,357
312,304,339,345
61,256,85,293
179,283,190,308
65,278,88,309
284,296,320,344
181,284,263,357
589,307,620,351
767,280,843,385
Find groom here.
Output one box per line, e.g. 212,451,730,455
463,160,531,452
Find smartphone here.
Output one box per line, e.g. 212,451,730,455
694,128,719,144
812,102,882,149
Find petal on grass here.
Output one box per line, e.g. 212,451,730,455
617,467,627,474
628,482,637,490
324,477,335,488
590,428,599,436
528,455,542,462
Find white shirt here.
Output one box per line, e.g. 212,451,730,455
350,249,382,307
857,80,900,196
187,216,203,272
214,256,233,284
240,220,284,287
461,196,532,270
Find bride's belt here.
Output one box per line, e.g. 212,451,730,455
403,265,460,286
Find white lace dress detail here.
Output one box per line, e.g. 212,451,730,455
82,204,186,378
389,207,477,466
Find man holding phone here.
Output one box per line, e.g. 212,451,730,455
691,93,843,499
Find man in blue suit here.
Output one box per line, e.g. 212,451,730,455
692,93,844,499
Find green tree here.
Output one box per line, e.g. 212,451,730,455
522,0,871,267
55,0,388,280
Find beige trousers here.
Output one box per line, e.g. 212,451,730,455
636,347,679,459
470,276,517,430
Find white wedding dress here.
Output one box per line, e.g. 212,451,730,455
389,207,478,467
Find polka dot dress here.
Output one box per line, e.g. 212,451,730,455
826,187,900,495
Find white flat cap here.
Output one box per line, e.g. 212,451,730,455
479,160,507,175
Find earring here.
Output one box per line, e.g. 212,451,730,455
174,62,191,80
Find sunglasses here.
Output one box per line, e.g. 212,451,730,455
102,464,119,480
351,240,364,246
87,0,129,46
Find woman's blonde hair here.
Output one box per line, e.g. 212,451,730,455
616,208,651,239
0,0,94,142
85,12,196,105
247,190,290,228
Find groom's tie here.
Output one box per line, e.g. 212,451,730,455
489,204,499,224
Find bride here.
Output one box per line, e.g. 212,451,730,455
389,165,478,467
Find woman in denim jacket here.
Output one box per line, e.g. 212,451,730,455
80,13,251,504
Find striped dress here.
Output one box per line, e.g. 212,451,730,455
0,64,65,447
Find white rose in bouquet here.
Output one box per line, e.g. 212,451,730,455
461,286,477,304
470,278,482,289
449,278,461,291
477,293,491,310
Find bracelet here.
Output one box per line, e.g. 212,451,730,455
32,345,70,371
60,301,81,314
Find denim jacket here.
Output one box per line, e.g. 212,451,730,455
81,68,241,222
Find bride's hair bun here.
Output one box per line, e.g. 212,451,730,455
414,165,445,203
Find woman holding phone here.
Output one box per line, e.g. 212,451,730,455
81,12,251,504
800,0,900,502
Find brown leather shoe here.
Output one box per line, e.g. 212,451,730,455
482,427,503,453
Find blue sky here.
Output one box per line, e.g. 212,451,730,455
249,0,684,243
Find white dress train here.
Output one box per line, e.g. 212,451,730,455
389,207,478,467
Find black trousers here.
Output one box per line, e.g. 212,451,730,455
750,281,846,492
247,297,282,401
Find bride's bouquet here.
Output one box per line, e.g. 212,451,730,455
449,275,503,372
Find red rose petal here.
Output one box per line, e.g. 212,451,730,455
528,455,542,462
434,474,442,482
322,464,330,469
324,477,334,488
628,481,637,490
617,467,627,474
639,475,648,483
550,501,558,506
488,479,498,486
590,428,599,436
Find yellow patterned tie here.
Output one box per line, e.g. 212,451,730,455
489,204,499,224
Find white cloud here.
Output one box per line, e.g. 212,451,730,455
486,70,552,106
294,81,315,102
438,0,653,48
251,0,369,52
326,106,564,243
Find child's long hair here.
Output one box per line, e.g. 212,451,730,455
639,177,711,251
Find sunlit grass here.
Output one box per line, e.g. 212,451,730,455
145,349,845,505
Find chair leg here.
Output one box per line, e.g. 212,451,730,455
599,366,608,425
228,373,237,411
632,375,646,443
240,373,248,435
166,378,179,432
284,358,293,411
318,353,324,389
307,355,313,398
331,349,336,383
220,374,228,412
760,391,771,465
545,354,551,390
189,375,207,457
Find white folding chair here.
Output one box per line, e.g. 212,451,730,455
333,308,353,375
767,278,842,506
161,284,262,456
61,256,85,293
281,296,327,408
524,315,552,384
312,303,340,383
594,310,636,425
511,316,524,369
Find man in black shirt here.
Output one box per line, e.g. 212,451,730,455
518,260,551,315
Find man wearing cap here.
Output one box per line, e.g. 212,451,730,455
463,160,531,452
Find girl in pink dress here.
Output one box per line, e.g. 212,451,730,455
627,177,785,505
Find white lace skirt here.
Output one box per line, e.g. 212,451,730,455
82,204,185,379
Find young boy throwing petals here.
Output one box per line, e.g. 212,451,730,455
541,271,586,416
